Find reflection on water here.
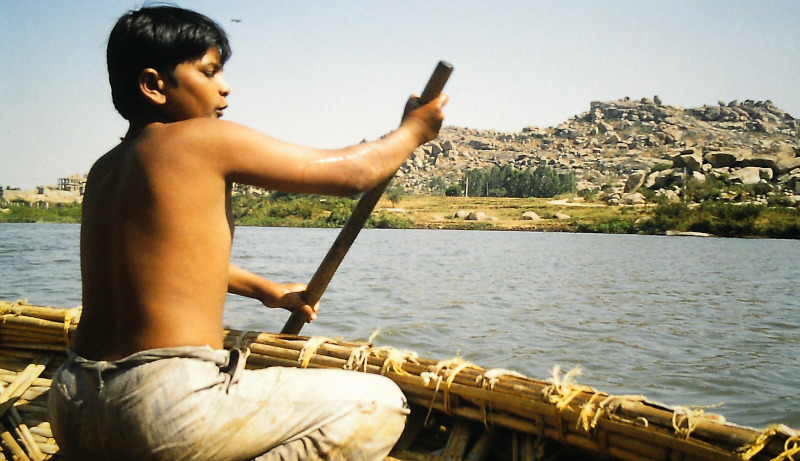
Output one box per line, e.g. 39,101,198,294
1,223,798,428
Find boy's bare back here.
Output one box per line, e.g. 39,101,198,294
72,46,447,361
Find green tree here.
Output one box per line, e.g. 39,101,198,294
386,185,407,207
428,177,447,196
462,165,576,198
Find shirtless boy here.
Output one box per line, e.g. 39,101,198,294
48,6,447,460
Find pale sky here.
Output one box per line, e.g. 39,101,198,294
1,0,798,189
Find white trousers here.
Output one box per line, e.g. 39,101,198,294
49,346,408,460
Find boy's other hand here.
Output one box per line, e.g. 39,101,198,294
266,282,320,323
401,93,448,145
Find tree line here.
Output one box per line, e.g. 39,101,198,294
444,164,576,198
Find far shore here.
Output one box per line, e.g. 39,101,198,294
3,194,799,239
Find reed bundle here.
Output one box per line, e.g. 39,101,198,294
0,300,796,461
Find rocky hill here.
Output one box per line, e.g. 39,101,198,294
398,97,800,206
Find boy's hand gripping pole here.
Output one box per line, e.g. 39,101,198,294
281,61,453,335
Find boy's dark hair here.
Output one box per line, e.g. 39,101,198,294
107,6,231,120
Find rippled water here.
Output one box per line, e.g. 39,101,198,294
1,223,798,428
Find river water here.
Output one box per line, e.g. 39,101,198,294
1,223,798,429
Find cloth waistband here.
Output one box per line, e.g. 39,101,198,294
66,346,233,372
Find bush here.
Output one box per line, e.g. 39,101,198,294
758,210,800,239
0,202,82,223
576,218,637,234
386,185,407,207
368,212,412,229
636,202,691,234
445,184,462,197
578,189,598,202
428,177,448,196
686,177,726,202
231,194,357,227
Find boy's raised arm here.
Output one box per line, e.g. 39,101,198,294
182,94,447,197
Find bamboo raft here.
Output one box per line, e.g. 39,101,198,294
0,301,797,461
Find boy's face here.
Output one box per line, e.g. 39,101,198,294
160,47,230,121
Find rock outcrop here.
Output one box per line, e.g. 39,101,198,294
398,97,800,206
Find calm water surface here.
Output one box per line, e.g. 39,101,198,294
1,223,798,428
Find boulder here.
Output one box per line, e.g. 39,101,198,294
426,142,443,157
777,157,800,175
690,170,707,183
704,152,739,168
788,175,800,194
597,121,614,133
621,192,646,205
624,171,647,193
673,151,703,171
554,212,571,220
729,167,764,185
466,212,487,221
656,189,681,202
468,140,493,150
660,125,683,144
605,133,622,145
776,195,800,207
740,154,777,170
453,210,470,219
520,211,541,221
646,169,676,189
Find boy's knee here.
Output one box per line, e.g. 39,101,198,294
352,373,408,410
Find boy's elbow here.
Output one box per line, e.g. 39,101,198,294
349,163,385,193
327,166,382,196
320,145,390,195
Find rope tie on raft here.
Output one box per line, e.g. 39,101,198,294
777,436,800,461
542,366,597,441
63,306,82,348
419,357,480,425
5,300,27,316
298,336,331,368
670,403,723,440
344,344,371,372
342,330,419,375
477,368,527,390
739,426,800,461
433,357,478,414
476,369,528,426
379,348,419,376
543,365,652,441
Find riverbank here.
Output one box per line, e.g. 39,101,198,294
374,195,645,232
3,194,799,238
384,196,800,238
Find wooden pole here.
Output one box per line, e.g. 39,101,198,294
281,61,453,335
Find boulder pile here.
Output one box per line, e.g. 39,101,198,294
398,97,800,206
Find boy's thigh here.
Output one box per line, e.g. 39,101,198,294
228,367,409,460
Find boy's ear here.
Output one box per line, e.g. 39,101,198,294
138,68,167,106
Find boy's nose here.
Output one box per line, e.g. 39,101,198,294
219,76,231,96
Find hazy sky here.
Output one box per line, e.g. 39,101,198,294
2,1,798,189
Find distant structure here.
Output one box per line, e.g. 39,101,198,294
57,174,87,194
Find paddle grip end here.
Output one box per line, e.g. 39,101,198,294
419,61,453,104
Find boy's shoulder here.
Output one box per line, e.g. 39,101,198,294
137,119,252,146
